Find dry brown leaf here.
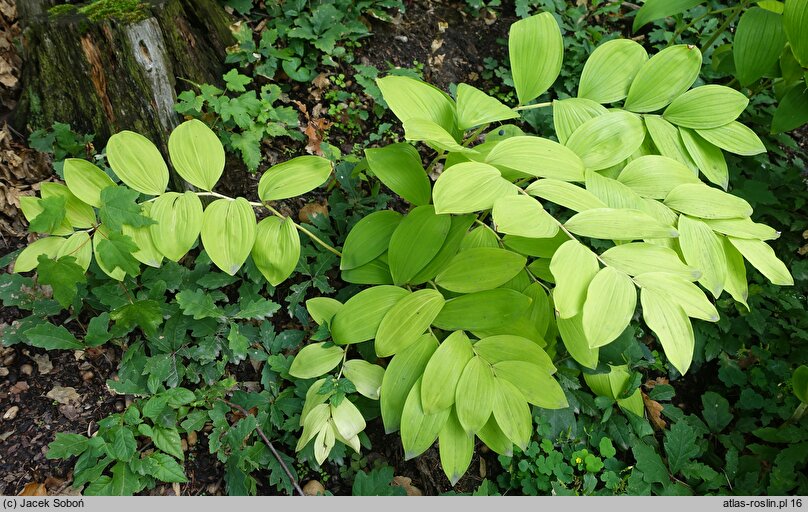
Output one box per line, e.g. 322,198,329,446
9,381,29,394
46,386,80,405
299,203,328,224
392,475,422,496
18,482,47,496
31,353,53,375
642,392,667,430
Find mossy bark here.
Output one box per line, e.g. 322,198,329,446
13,0,233,158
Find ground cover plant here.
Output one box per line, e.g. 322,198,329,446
1,0,807,497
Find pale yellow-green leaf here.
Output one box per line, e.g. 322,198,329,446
526,178,608,212
722,237,749,308
509,12,563,105
331,285,410,345
565,208,678,240
491,195,559,238
456,83,519,130
14,237,66,273
438,408,474,486
582,267,637,348
617,389,645,417
600,242,700,281
678,215,727,298
313,422,335,465
106,131,168,196
40,182,95,229
644,115,698,171
365,144,431,207
578,39,648,104
121,202,162,268
557,314,599,370
168,119,225,191
258,155,332,201
728,236,793,285
471,283,552,346
375,289,445,357
380,334,438,433
377,75,457,133
493,360,567,409
435,247,526,293
341,256,394,285
485,136,585,181
401,378,450,459
566,111,645,170
460,225,500,250
550,240,599,318
306,297,342,326
63,158,115,208
421,331,474,414
296,403,330,452
200,198,256,275
704,217,779,240
340,210,402,271
301,379,332,423
634,272,719,322
552,98,608,145
585,169,645,210
433,162,518,214
330,398,366,440
433,289,533,331
477,416,513,457
663,85,749,129
624,45,703,113
56,231,92,272
641,288,695,375
473,334,555,373
492,378,532,450
455,356,496,434
679,127,729,189
149,192,203,262
251,216,300,286
617,155,700,199
695,121,766,156
388,205,451,284
92,226,125,281
289,343,344,379
665,183,753,219
404,118,472,154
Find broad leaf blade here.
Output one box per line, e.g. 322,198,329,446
509,12,563,105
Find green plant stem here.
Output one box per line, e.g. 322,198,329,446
426,150,446,175
702,1,749,51
514,101,552,112
667,9,714,47
221,399,305,497
264,204,343,258
463,125,488,147
195,191,262,208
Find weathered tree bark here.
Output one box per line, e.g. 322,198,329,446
12,0,234,155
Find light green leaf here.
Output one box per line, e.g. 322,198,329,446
149,192,203,262
200,198,256,275
526,179,607,212
388,205,451,284
644,115,698,171
306,297,342,326
251,216,300,286
704,217,779,240
722,237,749,308
14,237,66,273
456,83,519,130
380,334,438,433
665,183,752,219
695,122,766,156
377,75,457,133
783,0,808,67
491,195,558,238
485,136,586,181
410,214,476,285
340,210,402,271
121,203,162,268
435,247,526,293
493,360,567,409
566,111,645,170
438,408,474,486
106,131,168,196
401,378,450,459
341,256,393,285
297,404,330,452
40,182,95,229
289,343,344,379
433,162,517,214
679,128,729,189
330,285,410,345
56,232,93,272
421,331,474,414
491,378,532,450
330,399,366,440
601,242,700,280
168,119,224,191
641,288,695,375
403,118,471,153
552,98,609,145
343,360,385,400
365,144,431,206
503,231,567,257
151,426,183,461
634,272,719,322
375,289,445,357
618,155,700,199
678,215,727,298
550,240,599,318
557,314,598,369
63,158,115,208
509,12,563,105
258,156,332,201
663,85,749,129
578,39,648,103
734,7,787,86
461,225,500,250
565,208,678,240
633,0,706,31
728,237,793,285
455,356,496,434
432,289,532,331
313,422,335,465
473,335,556,374
624,45,703,113
476,416,513,457
582,267,637,348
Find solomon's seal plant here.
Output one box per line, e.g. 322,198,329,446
14,12,793,489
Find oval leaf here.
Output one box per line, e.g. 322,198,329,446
343,360,385,400
365,144,431,206
491,378,532,450
258,156,332,201
578,39,648,104
106,131,168,196
492,195,559,238
734,7,787,86
564,208,679,240
695,122,766,156
401,379,450,459
663,85,749,129
330,285,410,345
509,12,563,105
677,215,727,298
549,240,600,318
566,111,645,170
618,155,700,199
340,210,402,271
456,83,519,130
664,183,753,219
455,356,496,434
728,237,793,285
380,334,439,433
289,343,344,379
63,158,116,208
435,247,526,293
421,331,475,414
641,288,695,375
252,216,300,286
624,45,703,113
438,408,474,486
433,162,518,214
149,192,203,262
432,289,532,331
485,136,586,181
168,119,225,191
601,242,700,280
375,289,445,357
582,267,637,348
388,205,451,284
200,198,256,275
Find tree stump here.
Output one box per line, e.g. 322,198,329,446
12,0,234,153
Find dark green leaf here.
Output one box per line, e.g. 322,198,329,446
701,391,733,432
664,421,699,474
99,186,154,231
24,322,83,350
46,433,89,459
29,196,66,233
36,255,86,308
352,466,407,496
632,443,669,484
176,289,224,320
144,453,188,483
97,231,141,276
110,300,164,337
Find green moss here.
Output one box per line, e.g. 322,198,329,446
48,4,78,17
79,0,150,23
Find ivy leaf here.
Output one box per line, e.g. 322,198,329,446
632,443,669,484
46,433,89,459
352,466,407,496
24,322,84,350
234,298,280,320
36,255,86,308
176,289,224,320
99,186,154,232
29,196,66,233
97,231,141,276
110,300,164,337
663,420,700,475
223,69,252,92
